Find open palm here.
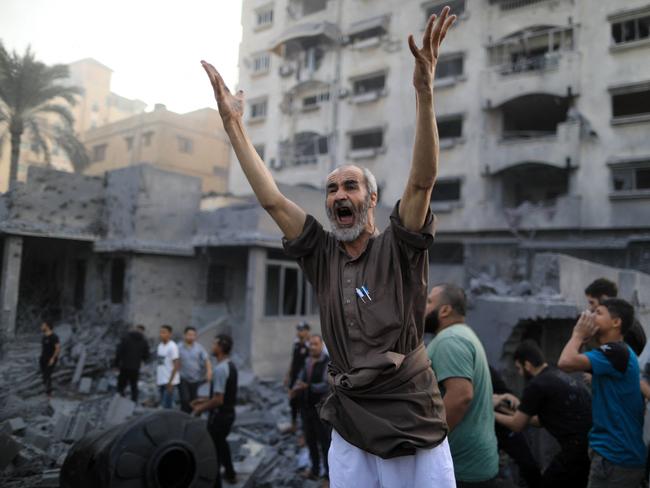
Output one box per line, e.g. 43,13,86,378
201,60,244,124
407,6,456,93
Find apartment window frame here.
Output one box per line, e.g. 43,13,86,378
609,81,650,125
110,258,126,304
301,91,330,111
430,177,462,203
252,52,271,75
424,0,466,22
92,143,107,162
435,52,465,86
206,263,228,303
351,71,387,97
609,158,650,200
609,7,650,49
255,5,274,30
349,127,384,152
264,252,318,317
437,114,464,147
249,98,269,121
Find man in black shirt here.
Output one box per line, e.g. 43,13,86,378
495,340,591,488
291,334,331,480
283,321,310,432
192,334,238,487
114,324,150,402
40,321,60,399
490,366,541,488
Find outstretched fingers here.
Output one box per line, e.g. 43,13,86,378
422,13,437,49
408,34,421,59
430,6,450,48
438,14,457,45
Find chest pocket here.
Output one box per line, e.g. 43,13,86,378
357,288,401,341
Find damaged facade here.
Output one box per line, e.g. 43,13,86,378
235,0,650,286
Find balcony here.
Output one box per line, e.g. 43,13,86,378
501,195,582,230
483,121,580,175
271,21,341,55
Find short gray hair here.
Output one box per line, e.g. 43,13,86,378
362,167,378,196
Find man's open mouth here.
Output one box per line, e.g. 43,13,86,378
335,206,355,227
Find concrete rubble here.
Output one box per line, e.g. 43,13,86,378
0,318,325,488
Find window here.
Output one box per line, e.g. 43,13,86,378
349,26,387,43
429,242,464,264
350,129,383,150
353,73,386,95
206,264,227,303
177,136,194,154
143,131,154,146
612,15,650,45
431,178,461,201
436,54,464,80
252,53,271,74
426,0,464,18
256,7,274,28
438,115,463,139
110,258,125,304
250,99,268,120
301,0,327,16
125,136,134,150
264,252,318,316
92,144,107,162
612,162,650,192
254,144,265,160
497,0,550,10
302,91,330,109
611,84,650,120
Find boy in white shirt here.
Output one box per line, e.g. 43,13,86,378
156,324,180,408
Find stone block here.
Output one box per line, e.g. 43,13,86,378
78,377,92,394
64,414,88,442
0,417,26,435
104,394,135,427
71,346,86,385
96,377,109,393
25,427,50,451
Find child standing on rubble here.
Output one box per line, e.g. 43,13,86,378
558,299,646,488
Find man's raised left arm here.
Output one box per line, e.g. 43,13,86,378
400,6,456,231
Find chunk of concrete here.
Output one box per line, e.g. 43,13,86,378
24,427,50,451
96,377,109,393
78,377,92,394
53,414,72,442
71,346,87,385
64,414,89,443
0,434,20,469
38,469,61,487
104,394,135,427
0,417,26,435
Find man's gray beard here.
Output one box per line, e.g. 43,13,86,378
327,195,370,242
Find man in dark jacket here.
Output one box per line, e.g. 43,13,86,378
114,324,150,402
291,334,330,480
284,322,311,431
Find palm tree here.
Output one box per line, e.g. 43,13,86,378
0,42,89,190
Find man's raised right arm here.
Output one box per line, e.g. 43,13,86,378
201,61,306,239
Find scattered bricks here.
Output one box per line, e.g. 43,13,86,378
78,377,92,394
0,434,21,470
104,394,135,427
0,417,26,435
24,427,50,451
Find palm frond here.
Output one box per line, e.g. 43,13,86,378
26,117,51,166
31,103,75,128
54,126,90,173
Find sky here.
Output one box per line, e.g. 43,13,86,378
0,0,243,114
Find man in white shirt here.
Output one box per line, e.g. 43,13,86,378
156,324,180,409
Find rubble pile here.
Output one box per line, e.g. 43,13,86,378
0,328,325,487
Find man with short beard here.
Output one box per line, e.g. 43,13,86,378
200,7,456,486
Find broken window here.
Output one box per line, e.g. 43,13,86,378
426,0,464,18
110,258,125,304
254,144,265,160
611,85,650,119
250,99,268,119
429,242,464,264
353,73,386,95
612,14,650,45
92,144,107,162
265,253,318,316
436,54,464,80
350,129,383,150
501,94,570,139
612,162,650,192
431,179,461,201
74,260,86,310
252,53,271,74
438,116,463,139
206,264,227,303
500,163,569,207
256,7,274,27
177,136,193,154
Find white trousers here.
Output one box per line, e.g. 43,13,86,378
328,429,456,488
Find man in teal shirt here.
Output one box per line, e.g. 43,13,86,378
425,284,499,487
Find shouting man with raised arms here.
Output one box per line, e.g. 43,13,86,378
201,7,456,487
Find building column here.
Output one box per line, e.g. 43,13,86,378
242,247,265,370
0,235,23,337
